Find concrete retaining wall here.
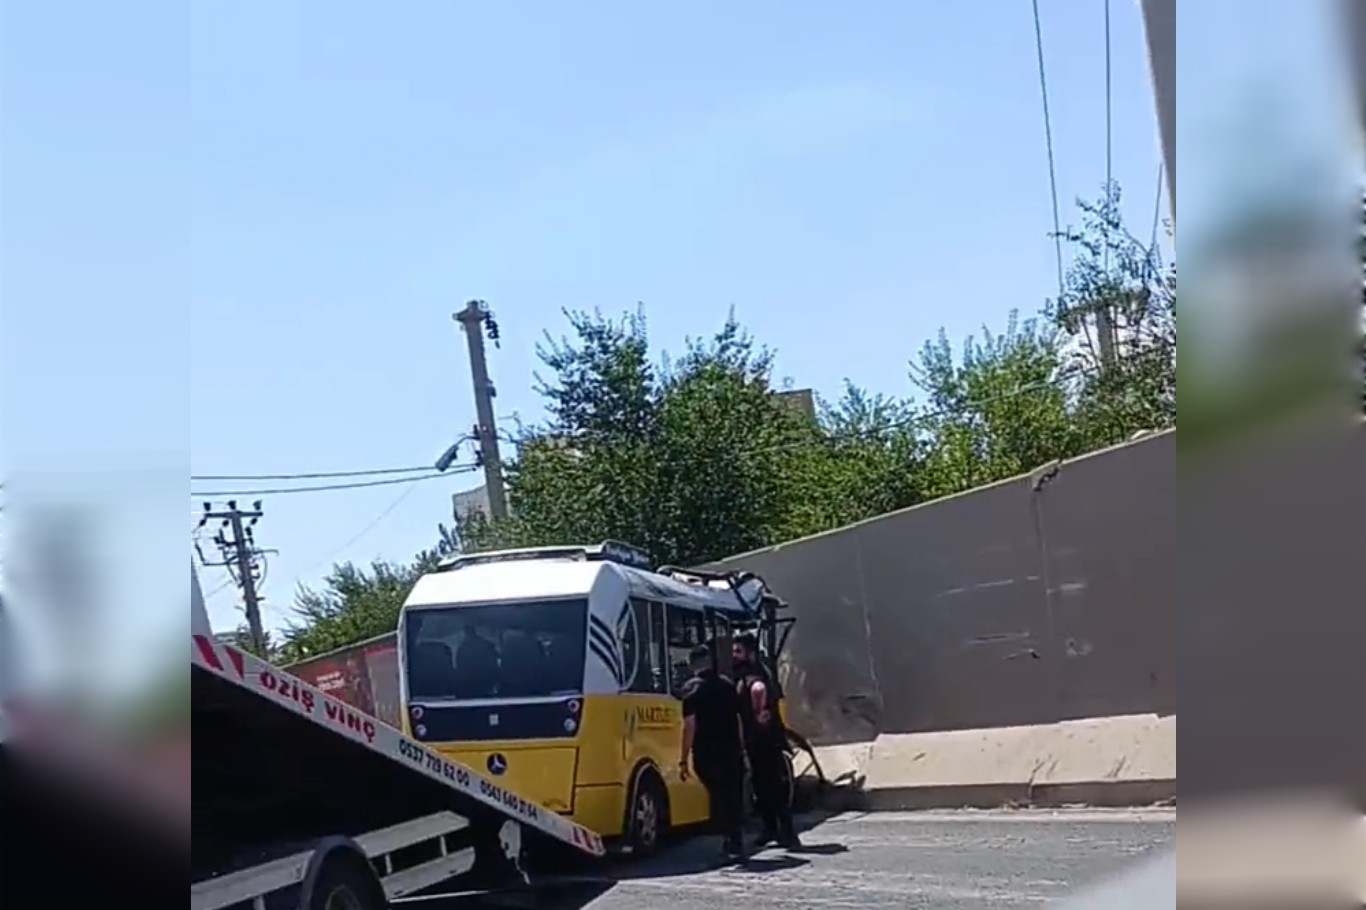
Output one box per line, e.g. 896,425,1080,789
809,713,1175,811
708,430,1175,745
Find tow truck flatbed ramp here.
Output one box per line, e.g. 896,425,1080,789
192,633,604,900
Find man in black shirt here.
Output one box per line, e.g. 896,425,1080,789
678,643,747,859
733,634,800,850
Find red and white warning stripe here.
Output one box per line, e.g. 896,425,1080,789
568,826,602,853
192,634,246,680
189,632,609,858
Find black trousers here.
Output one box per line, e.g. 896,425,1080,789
693,749,745,844
747,741,795,838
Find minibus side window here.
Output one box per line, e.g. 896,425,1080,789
623,598,668,695
648,601,668,693
665,606,708,696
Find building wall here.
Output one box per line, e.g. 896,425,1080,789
287,632,402,728
452,484,491,522
775,388,816,422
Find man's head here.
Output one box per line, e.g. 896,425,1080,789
732,633,759,670
688,643,712,674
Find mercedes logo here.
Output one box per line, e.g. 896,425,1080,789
487,753,508,776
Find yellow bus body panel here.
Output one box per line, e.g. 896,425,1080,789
406,694,713,838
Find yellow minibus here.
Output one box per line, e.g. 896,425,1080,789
396,541,795,855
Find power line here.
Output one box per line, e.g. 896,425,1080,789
1031,0,1067,312
191,465,478,498
1104,0,1113,202
204,575,237,599
294,483,422,580
192,465,435,481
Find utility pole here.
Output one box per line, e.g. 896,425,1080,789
1096,309,1117,368
197,500,266,652
454,299,509,521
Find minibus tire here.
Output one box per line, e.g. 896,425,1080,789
304,848,386,910
625,767,669,856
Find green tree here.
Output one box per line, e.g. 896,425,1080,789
911,311,1077,499
461,308,815,566
780,382,924,537
1052,184,1176,445
648,318,814,562
278,559,417,663
277,524,459,663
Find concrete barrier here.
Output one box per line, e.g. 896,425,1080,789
806,713,1175,811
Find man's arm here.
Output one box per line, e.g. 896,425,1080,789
680,715,696,780
679,684,698,779
750,679,772,726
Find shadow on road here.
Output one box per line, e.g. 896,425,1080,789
786,841,848,856
730,854,809,874
615,836,811,880
407,811,850,909
412,878,617,910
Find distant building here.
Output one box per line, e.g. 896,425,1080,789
452,483,491,522
775,388,816,423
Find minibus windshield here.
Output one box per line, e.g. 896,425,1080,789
403,599,587,700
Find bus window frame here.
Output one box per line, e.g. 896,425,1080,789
661,602,739,697
399,595,591,702
622,597,669,696
663,602,711,699
708,609,735,680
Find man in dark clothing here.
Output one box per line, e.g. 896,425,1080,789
732,634,800,850
678,643,747,859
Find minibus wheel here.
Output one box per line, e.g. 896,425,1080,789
304,849,386,910
626,768,668,856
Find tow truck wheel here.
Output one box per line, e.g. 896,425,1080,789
626,769,668,856
307,853,385,910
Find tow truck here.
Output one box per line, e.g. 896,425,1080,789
191,561,607,909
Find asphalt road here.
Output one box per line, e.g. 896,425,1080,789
457,808,1176,909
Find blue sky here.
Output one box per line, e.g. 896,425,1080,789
182,0,1165,635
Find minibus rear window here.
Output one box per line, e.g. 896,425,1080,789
404,599,587,700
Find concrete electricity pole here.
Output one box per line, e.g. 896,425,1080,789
454,299,509,521
197,500,266,652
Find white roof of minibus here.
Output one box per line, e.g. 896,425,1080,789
403,557,754,614
405,559,605,608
